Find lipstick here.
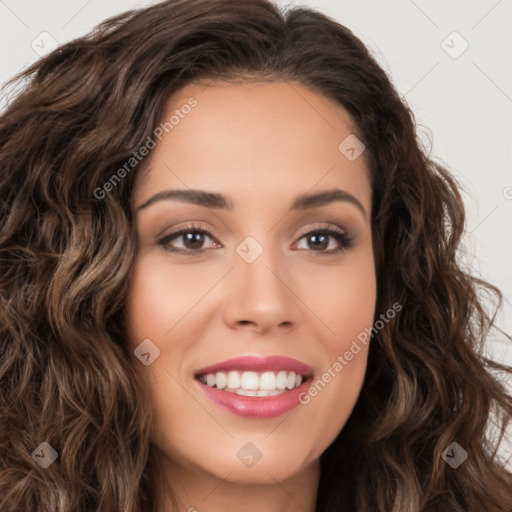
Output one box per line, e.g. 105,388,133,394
194,355,314,419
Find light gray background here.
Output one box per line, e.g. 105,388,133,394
1,0,510,460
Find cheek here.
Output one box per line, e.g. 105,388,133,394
303,254,376,419
124,255,205,344
308,253,377,352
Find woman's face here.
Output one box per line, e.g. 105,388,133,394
125,80,376,491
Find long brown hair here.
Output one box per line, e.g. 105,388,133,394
1,1,511,510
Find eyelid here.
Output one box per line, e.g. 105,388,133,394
295,222,347,238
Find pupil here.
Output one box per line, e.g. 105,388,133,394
310,234,327,250
185,232,203,249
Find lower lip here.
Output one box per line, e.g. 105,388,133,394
195,378,312,418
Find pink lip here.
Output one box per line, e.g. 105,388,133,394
194,355,314,419
195,378,312,418
194,355,314,377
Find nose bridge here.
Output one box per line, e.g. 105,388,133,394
236,233,289,299
222,232,301,332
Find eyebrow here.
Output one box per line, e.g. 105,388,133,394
136,188,367,218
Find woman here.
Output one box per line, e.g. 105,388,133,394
0,0,510,511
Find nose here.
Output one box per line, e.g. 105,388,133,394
222,244,302,335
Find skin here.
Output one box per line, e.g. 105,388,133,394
125,80,377,512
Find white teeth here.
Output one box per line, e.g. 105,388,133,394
235,389,258,396
276,371,288,390
286,371,297,390
240,371,259,390
227,371,241,389
198,370,307,394
215,371,227,389
259,371,276,390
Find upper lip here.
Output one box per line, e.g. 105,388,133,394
194,355,314,378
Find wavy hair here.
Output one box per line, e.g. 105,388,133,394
1,0,511,510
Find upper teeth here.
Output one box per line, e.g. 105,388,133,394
198,370,304,396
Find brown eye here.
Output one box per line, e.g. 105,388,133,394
295,228,354,256
157,225,218,254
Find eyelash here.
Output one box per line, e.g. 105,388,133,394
156,223,354,257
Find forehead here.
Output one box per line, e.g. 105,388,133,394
134,80,371,213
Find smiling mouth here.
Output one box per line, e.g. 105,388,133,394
195,370,308,396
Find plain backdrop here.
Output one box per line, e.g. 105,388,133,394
1,0,511,459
